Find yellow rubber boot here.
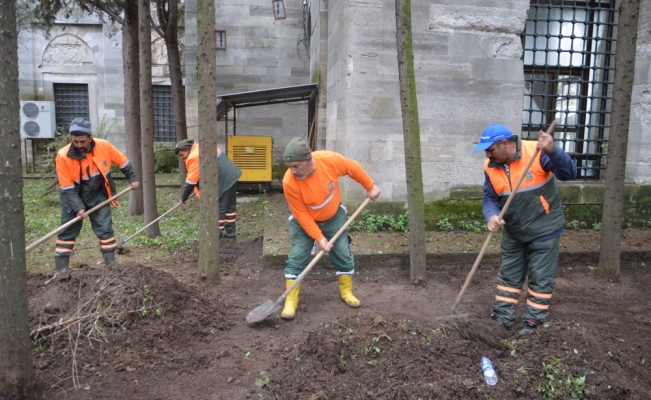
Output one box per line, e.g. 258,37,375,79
281,280,300,320
339,275,361,308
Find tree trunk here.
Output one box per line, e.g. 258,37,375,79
124,0,144,216
395,0,427,285
197,0,220,281
0,0,35,394
163,0,188,184
598,0,640,281
139,0,161,237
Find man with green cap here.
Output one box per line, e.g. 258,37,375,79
175,139,242,238
280,137,381,320
54,117,139,276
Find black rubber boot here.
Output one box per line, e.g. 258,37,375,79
103,251,116,265
55,257,69,276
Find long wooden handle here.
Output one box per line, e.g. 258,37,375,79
451,121,556,313
25,186,134,252
121,193,195,244
274,198,372,304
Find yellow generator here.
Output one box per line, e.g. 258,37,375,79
227,135,273,192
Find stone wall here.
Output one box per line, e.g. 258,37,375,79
17,13,126,150
184,0,311,156
322,0,531,202
629,0,651,184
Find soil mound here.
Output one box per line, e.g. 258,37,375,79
28,262,236,393
267,314,651,399
25,237,651,399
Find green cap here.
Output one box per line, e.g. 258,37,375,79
175,139,194,155
283,137,312,162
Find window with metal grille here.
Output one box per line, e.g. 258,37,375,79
153,85,177,142
53,83,90,133
521,0,617,179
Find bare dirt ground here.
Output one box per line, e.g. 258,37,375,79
25,232,651,399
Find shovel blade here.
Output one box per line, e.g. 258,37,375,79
246,299,282,325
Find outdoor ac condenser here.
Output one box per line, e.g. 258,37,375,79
228,135,273,183
20,101,56,139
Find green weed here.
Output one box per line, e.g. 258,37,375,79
436,218,454,232
255,371,270,388
565,220,578,229
349,210,409,233
458,220,487,233
592,222,602,231
535,357,586,399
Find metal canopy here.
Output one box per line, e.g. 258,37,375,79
216,84,318,121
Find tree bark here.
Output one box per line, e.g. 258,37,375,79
197,0,220,281
124,0,144,216
139,0,161,237
395,0,426,285
598,0,640,281
155,0,188,184
0,0,35,394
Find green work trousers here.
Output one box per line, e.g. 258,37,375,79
284,205,354,279
219,183,238,235
492,234,560,329
55,203,114,256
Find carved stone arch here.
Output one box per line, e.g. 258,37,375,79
42,33,95,66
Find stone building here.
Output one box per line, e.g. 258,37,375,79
17,0,651,208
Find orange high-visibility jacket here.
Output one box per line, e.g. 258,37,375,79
282,151,375,243
484,140,565,241
56,138,135,213
181,142,242,201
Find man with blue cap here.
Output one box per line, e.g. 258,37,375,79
474,123,576,334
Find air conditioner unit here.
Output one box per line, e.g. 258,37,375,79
20,101,56,139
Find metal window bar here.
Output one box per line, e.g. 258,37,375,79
153,85,177,142
53,83,90,133
521,0,616,179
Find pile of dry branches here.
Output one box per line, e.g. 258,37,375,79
31,263,164,390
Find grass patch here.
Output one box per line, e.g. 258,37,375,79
24,176,267,271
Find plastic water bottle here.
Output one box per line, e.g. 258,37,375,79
481,356,498,386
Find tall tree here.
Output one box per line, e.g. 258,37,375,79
152,0,188,184
394,0,426,284
598,0,641,281
197,0,220,280
123,0,145,216
139,0,161,237
0,0,35,395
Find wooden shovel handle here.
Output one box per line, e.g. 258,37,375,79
121,193,196,244
451,121,556,313
25,186,133,252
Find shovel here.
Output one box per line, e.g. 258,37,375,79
437,121,556,342
26,186,134,253
246,197,372,325
117,193,196,254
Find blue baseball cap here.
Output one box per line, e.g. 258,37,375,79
473,124,513,151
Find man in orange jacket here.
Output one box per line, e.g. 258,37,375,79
280,137,381,320
175,139,242,238
54,118,139,276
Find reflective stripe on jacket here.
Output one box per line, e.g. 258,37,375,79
484,140,565,242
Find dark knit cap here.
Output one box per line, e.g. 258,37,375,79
283,137,312,162
69,118,92,136
175,139,195,155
